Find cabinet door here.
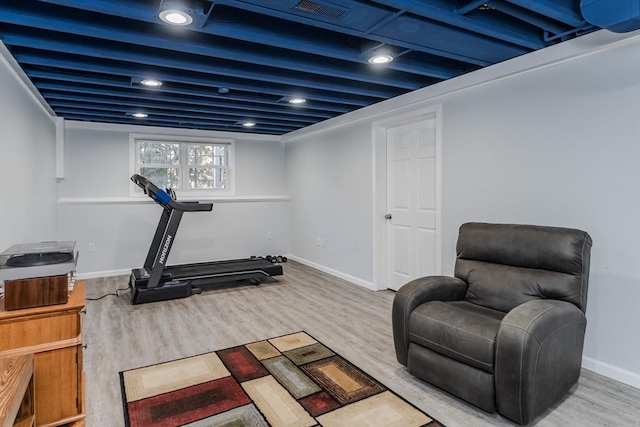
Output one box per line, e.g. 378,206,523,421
35,346,81,425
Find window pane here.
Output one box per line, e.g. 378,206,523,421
214,167,227,189
189,167,226,189
138,142,180,165
188,144,214,166
135,139,231,192
214,145,226,166
140,167,180,189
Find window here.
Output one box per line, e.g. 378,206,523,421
131,135,234,195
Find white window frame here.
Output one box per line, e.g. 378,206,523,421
129,133,235,197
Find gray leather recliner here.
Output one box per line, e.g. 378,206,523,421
392,223,592,425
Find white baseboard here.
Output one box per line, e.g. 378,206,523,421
286,255,375,291
76,269,130,280
582,356,640,389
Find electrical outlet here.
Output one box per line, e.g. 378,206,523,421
316,237,322,246
267,232,273,240
88,243,95,253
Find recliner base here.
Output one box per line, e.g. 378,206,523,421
407,343,496,413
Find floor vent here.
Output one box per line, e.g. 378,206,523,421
293,0,349,19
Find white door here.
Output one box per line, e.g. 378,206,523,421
386,118,439,291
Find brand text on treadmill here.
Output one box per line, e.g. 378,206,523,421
159,235,172,265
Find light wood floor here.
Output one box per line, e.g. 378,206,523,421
83,261,639,426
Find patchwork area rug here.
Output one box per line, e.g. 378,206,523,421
120,332,442,427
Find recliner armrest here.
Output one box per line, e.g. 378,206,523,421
495,299,587,425
392,276,468,365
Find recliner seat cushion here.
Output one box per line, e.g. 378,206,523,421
408,301,505,373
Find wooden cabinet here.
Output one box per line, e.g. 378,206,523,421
0,282,85,427
0,354,35,427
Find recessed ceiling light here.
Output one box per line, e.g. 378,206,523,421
159,9,193,26
368,54,394,64
132,113,148,118
141,78,163,87
289,97,306,104
242,121,256,127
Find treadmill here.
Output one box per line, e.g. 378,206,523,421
129,174,283,305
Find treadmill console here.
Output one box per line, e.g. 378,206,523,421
131,174,213,212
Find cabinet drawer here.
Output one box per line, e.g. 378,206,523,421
0,312,81,351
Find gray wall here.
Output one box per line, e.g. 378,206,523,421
57,123,289,275
284,32,640,385
0,47,57,251
441,38,639,383
286,122,374,282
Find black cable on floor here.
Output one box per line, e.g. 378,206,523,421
86,284,131,301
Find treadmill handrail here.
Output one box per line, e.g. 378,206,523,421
131,174,213,212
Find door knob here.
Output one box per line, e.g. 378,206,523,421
385,214,392,220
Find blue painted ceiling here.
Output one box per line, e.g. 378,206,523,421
0,1,627,135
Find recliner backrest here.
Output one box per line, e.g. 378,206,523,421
454,223,592,313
